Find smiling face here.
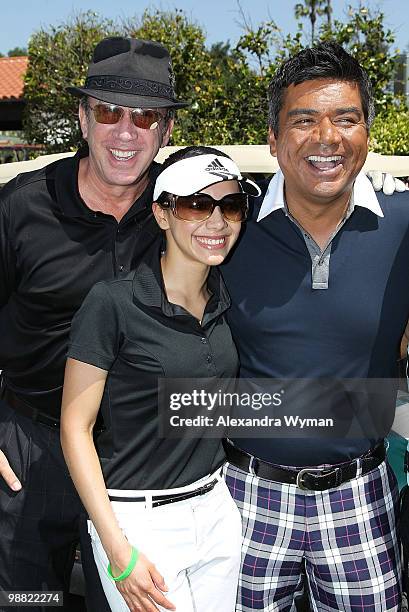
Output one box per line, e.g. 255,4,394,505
153,180,243,268
79,97,173,191
269,79,369,207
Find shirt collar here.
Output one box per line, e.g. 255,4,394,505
256,168,384,222
132,241,231,326
55,147,161,220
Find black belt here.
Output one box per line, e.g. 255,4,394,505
2,386,60,429
109,478,218,508
223,439,386,491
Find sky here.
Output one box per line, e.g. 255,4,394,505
1,0,408,56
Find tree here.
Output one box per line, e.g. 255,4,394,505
22,4,406,154
23,12,119,152
0,47,28,58
294,0,333,44
123,9,216,145
23,9,270,150
124,9,269,145
8,46,27,56
231,2,403,149
240,3,398,116
319,5,397,114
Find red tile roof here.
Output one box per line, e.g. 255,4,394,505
0,56,28,100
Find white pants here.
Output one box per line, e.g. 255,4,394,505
88,471,242,611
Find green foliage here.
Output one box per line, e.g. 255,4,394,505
124,9,268,145
23,12,118,152
22,4,408,155
0,47,28,58
22,9,271,150
240,3,398,116
370,104,409,155
124,9,217,145
8,47,28,56
238,2,406,152
295,0,333,44
319,6,397,113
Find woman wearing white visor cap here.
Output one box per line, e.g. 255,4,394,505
61,146,260,612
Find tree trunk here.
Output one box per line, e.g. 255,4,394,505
310,0,317,44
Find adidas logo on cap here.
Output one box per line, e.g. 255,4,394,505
205,158,238,181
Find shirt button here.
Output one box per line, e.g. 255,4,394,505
206,355,212,363
201,337,207,344
118,265,124,272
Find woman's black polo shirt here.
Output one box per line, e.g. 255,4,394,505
67,244,238,490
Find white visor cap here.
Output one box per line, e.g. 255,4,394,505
153,154,261,201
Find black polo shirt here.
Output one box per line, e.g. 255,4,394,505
67,244,238,490
0,149,161,419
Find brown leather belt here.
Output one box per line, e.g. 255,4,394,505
223,439,386,491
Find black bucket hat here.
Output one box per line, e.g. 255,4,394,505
67,37,189,109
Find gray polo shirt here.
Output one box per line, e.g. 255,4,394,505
68,242,238,489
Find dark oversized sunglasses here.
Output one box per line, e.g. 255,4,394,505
159,192,249,222
89,103,167,130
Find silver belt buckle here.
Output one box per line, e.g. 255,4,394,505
296,467,326,490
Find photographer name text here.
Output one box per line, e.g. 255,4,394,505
169,415,334,428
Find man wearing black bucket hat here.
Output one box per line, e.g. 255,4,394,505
0,37,187,610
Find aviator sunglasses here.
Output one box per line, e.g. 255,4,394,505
159,192,249,222
89,103,167,130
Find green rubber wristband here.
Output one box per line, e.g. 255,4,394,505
107,546,139,582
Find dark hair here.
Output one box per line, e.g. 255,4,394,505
161,145,231,170
79,95,90,114
268,41,375,135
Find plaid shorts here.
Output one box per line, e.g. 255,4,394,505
224,459,402,611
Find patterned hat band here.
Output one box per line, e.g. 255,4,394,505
85,75,175,100
67,38,189,108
